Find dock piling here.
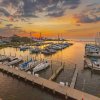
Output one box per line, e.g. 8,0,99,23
42,82,44,89
53,89,55,94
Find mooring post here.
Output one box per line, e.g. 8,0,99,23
53,88,55,94
84,60,85,68
18,74,20,79
62,62,65,70
51,60,53,74
75,64,77,69
91,62,94,72
7,71,9,74
61,62,62,66
25,77,27,81
65,93,68,99
27,56,28,62
32,79,34,85
42,82,44,89
12,72,14,76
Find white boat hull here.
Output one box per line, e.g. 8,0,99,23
33,62,50,73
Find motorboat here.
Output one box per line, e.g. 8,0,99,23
19,45,29,51
85,44,100,57
42,48,56,55
30,47,41,53
84,58,100,71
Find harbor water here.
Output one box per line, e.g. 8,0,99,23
0,41,100,100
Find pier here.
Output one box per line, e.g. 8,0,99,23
70,67,78,88
0,64,99,100
49,66,64,81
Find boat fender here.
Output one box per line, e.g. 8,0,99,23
65,82,69,86
15,67,18,70
59,82,65,86
27,71,31,75
35,74,39,77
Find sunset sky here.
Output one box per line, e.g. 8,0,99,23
0,0,100,38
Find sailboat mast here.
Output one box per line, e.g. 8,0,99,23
95,32,97,46
58,33,60,43
99,32,100,47
30,32,32,45
40,33,42,40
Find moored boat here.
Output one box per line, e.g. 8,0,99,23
19,45,29,51
19,59,32,70
33,61,50,73
84,58,100,71
30,47,41,53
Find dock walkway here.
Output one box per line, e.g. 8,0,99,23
49,66,63,81
70,67,78,88
0,64,99,100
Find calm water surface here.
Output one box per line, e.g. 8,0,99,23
0,41,100,100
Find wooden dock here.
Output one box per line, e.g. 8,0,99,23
0,64,99,100
70,67,78,88
49,66,63,81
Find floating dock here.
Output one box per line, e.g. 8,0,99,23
0,64,99,100
70,67,78,88
49,66,64,81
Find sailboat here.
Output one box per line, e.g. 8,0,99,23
33,61,50,73
19,59,32,70
85,32,100,57
30,32,42,53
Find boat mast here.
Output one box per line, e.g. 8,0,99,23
99,32,100,47
40,32,42,40
58,33,60,44
30,32,32,46
95,32,97,46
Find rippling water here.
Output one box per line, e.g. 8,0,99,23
0,41,100,100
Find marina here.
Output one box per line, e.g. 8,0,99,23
0,0,100,99
0,41,100,100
